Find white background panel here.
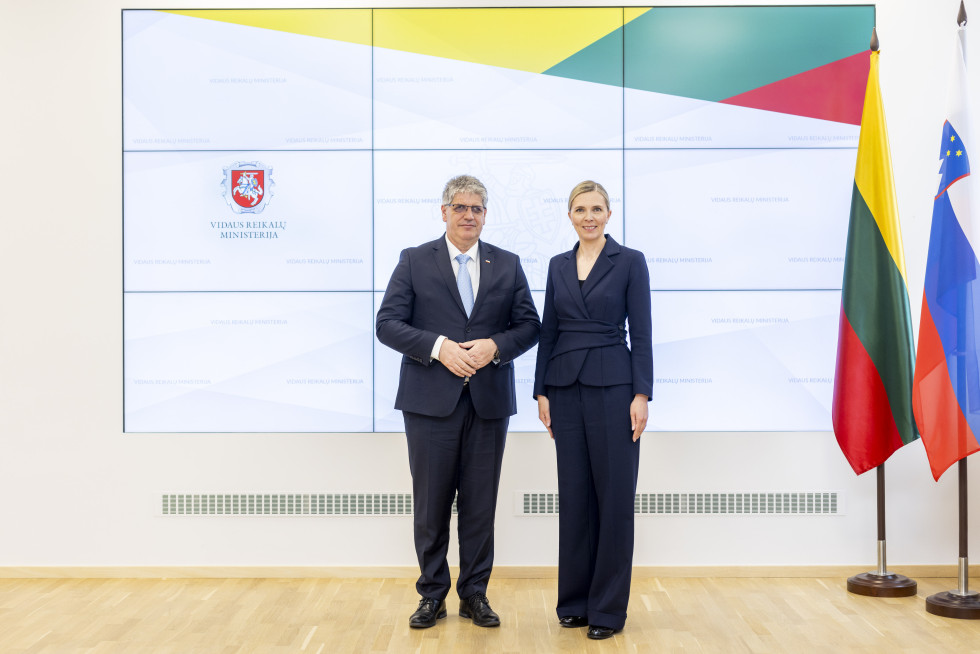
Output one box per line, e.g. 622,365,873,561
625,88,861,149
125,150,372,291
373,291,545,433
123,10,372,151
625,149,855,290
373,150,624,292
511,289,544,432
125,292,374,432
373,47,622,150
651,290,840,431
372,293,404,433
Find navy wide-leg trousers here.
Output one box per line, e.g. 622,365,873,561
549,382,640,630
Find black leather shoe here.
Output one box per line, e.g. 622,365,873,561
409,598,446,629
559,616,588,628
459,593,500,627
587,626,621,640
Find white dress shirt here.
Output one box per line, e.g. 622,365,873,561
431,235,480,361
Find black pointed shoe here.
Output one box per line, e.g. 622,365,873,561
559,616,588,628
587,625,621,640
409,597,447,629
459,593,501,627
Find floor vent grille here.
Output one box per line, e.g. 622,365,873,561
160,493,419,516
520,492,840,516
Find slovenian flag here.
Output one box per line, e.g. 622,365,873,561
832,44,919,475
912,23,980,481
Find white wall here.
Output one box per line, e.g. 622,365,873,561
2,0,978,570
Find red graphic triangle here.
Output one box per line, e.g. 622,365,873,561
720,51,871,125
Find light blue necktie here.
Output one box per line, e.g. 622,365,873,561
455,253,474,317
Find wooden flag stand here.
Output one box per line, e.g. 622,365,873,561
847,464,917,597
925,459,980,618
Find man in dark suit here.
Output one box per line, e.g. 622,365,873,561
376,175,540,629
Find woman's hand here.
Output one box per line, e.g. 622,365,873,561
537,395,554,439
630,394,649,442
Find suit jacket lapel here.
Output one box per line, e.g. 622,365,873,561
470,242,492,317
433,238,467,316
559,246,589,317
581,236,621,299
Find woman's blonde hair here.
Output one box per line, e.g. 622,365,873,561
567,180,610,211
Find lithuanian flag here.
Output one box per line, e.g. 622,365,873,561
832,47,919,475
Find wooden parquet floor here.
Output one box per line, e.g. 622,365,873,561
1,576,979,653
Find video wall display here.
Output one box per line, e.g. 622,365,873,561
123,6,874,432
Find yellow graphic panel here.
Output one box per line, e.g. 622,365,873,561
375,8,624,74
162,9,372,47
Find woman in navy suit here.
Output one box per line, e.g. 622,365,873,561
533,180,652,640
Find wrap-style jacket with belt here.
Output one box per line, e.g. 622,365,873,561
533,236,653,399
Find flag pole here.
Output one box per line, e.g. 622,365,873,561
924,1,980,621
847,462,917,596
960,459,969,592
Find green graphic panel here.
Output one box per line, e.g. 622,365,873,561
625,6,874,101
543,23,624,87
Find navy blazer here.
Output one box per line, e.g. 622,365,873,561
377,237,541,419
533,236,652,399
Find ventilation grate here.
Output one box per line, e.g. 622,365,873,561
522,492,560,515
519,492,841,516
161,493,420,516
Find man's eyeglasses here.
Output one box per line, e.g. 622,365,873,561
447,203,486,216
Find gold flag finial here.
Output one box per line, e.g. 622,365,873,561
870,26,879,52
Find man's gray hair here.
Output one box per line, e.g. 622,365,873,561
442,175,488,207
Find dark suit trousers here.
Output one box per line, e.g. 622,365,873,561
403,387,508,601
550,382,640,630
